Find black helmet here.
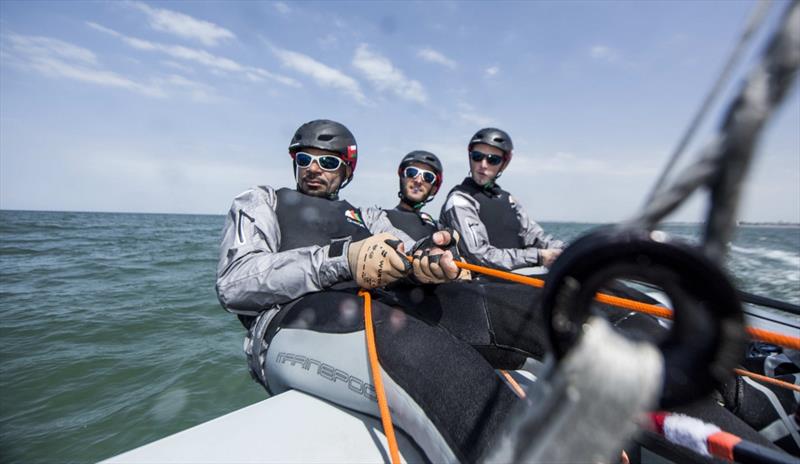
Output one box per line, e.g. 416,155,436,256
469,128,513,155
397,150,443,206
289,119,358,185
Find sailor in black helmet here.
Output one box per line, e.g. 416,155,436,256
216,119,521,463
440,128,563,271
384,150,442,240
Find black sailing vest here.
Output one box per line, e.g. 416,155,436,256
275,188,371,251
448,178,524,249
384,207,437,241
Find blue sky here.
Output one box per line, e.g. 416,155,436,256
1,0,798,222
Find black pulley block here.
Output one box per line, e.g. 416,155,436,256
541,226,747,408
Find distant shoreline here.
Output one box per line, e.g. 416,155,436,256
737,222,800,228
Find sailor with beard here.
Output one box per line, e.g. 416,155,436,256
384,151,443,240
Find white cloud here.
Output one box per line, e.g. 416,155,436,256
352,44,427,103
3,33,165,97
456,102,493,126
161,74,222,103
589,45,621,63
270,44,367,103
88,22,300,87
417,47,457,69
485,66,500,77
161,60,194,73
128,1,235,46
273,2,291,14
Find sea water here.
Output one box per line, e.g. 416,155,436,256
1,210,798,463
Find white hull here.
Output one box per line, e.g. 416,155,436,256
103,389,427,464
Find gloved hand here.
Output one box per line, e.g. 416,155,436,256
412,230,461,284
348,233,411,289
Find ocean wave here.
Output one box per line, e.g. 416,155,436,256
729,245,800,268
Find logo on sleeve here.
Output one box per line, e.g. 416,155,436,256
508,195,517,207
419,212,436,227
345,209,367,228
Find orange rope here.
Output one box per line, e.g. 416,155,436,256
734,367,800,393
359,290,401,464
451,261,800,350
746,327,800,351
456,261,545,288
593,292,674,319
499,370,527,399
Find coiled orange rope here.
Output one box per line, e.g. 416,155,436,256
359,290,401,464
452,261,800,350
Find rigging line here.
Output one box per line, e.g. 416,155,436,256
630,0,800,263
622,279,800,316
451,260,800,350
646,0,773,204
703,0,800,262
734,367,800,393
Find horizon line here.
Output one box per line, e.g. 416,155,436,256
2,207,798,225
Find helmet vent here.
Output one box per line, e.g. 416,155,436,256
318,134,335,141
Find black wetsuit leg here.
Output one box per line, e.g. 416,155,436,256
261,291,519,463
392,280,669,370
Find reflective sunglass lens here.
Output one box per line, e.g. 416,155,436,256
295,153,312,167
470,151,503,166
487,155,503,166
319,156,341,170
404,167,436,184
295,152,342,171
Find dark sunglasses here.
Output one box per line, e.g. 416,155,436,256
403,166,437,184
295,152,344,171
470,150,504,166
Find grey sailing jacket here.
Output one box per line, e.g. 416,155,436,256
439,189,563,271
216,186,415,316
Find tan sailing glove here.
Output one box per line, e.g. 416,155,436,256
348,233,412,289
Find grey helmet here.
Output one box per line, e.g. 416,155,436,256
398,150,443,197
468,127,513,173
289,119,358,187
397,150,442,209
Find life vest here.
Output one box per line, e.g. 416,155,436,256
449,178,524,249
385,207,437,241
275,188,372,251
